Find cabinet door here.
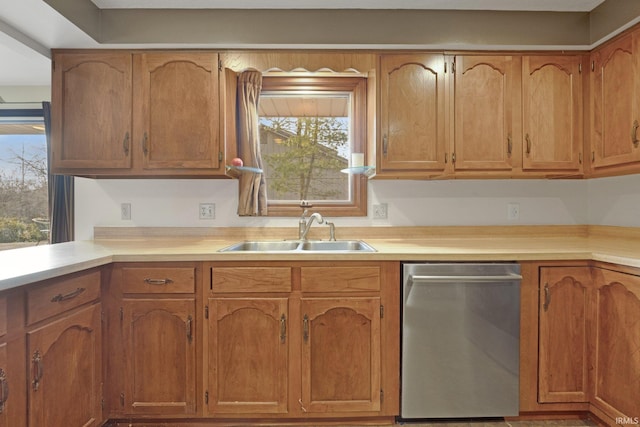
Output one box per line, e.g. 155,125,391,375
379,54,447,173
538,267,591,403
52,52,132,171
208,298,288,414
591,269,640,421
0,343,9,427
522,56,583,171
453,55,517,170
134,52,221,171
300,297,381,413
591,32,640,168
27,304,102,427
122,299,197,415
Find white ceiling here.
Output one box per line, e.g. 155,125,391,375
0,0,612,90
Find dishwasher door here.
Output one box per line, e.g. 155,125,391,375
401,263,521,419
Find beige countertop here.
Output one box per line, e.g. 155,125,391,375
1,225,639,291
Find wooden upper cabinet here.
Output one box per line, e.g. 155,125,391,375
378,54,448,174
134,52,222,172
538,267,591,403
591,31,640,169
453,55,518,171
522,56,583,172
52,52,133,171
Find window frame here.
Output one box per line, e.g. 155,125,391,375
259,75,368,217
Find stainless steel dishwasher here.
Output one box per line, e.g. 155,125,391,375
401,262,521,419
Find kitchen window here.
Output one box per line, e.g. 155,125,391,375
258,76,367,217
0,106,49,250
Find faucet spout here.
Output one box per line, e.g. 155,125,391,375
299,212,324,240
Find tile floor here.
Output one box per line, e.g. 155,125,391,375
396,419,599,427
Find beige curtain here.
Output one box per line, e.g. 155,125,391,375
237,70,268,216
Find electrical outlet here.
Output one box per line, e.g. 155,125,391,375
372,203,388,220
507,202,520,221
199,203,215,220
121,203,131,220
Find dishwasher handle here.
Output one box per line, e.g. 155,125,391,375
408,274,522,284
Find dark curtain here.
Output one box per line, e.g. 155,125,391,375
237,70,268,216
43,102,74,243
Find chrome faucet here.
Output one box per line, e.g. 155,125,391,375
299,211,324,240
326,221,336,241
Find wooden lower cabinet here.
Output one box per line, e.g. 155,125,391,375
538,267,591,403
105,263,200,418
27,303,102,427
300,297,381,413
206,261,398,422
121,299,197,415
590,267,640,423
522,263,640,426
207,297,288,414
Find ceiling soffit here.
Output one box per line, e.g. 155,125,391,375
43,0,640,49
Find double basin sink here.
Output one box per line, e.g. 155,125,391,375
219,240,376,253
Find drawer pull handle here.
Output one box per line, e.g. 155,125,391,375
280,314,287,344
0,369,8,414
51,287,86,303
144,278,173,285
303,314,309,343
32,351,43,391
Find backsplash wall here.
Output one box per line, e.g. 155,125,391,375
72,176,635,240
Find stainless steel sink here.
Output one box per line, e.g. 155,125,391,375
218,240,376,253
218,241,300,252
299,240,376,252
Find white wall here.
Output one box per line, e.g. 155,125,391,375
74,176,608,240
587,174,640,227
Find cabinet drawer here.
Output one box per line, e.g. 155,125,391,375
301,266,380,292
0,296,6,337
27,270,101,325
212,267,292,293
122,267,195,294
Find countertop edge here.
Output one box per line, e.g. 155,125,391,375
2,226,640,292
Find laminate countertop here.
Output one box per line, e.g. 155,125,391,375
1,225,639,291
